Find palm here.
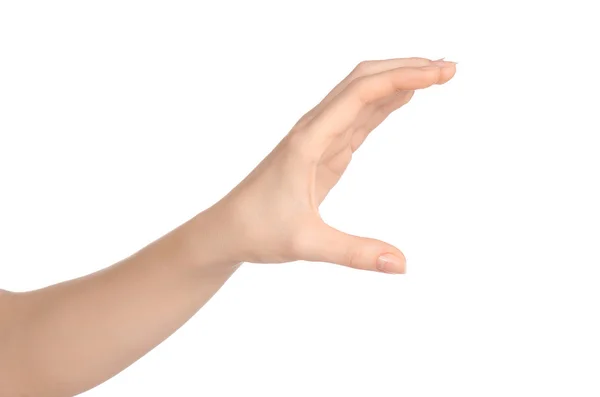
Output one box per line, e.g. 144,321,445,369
313,90,414,205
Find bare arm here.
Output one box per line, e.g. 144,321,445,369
0,209,240,396
0,58,456,397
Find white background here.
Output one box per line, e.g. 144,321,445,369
1,1,599,396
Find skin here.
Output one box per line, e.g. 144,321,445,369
0,57,456,397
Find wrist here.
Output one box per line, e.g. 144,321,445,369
183,203,244,273
138,204,242,279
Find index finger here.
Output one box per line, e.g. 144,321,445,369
307,65,452,140
298,58,437,126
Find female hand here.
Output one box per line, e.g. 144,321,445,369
211,57,457,274
0,56,456,397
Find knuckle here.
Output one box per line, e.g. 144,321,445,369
283,130,320,162
347,76,367,95
352,60,375,76
285,129,308,150
295,109,316,127
347,75,379,105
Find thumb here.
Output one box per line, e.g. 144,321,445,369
304,224,407,274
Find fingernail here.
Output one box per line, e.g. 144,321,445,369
376,254,406,274
431,60,457,67
420,65,441,71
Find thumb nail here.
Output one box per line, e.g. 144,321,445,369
376,254,406,274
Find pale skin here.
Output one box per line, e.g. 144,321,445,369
0,57,456,396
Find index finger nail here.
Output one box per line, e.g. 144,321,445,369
420,65,442,70
431,60,457,67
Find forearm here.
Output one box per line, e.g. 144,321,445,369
0,207,239,397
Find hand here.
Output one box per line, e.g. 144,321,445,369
212,57,456,274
